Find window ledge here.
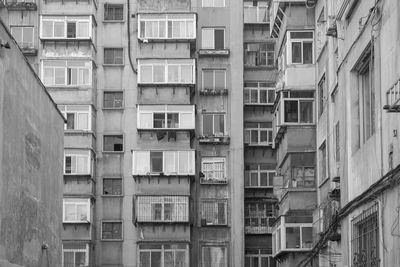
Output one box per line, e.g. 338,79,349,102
63,221,91,224
198,49,230,57
199,89,228,96
102,107,125,110
40,37,92,42
200,178,228,185
198,136,230,145
244,103,274,107
64,130,94,135
46,86,90,90
102,151,124,154
101,194,123,198
100,239,123,242
103,64,125,67
103,20,125,23
244,65,275,70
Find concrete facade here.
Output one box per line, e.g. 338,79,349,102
0,20,64,267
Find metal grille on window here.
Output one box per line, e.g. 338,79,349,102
351,203,379,267
136,196,189,222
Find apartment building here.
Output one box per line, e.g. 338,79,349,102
269,1,317,267
1,0,250,266
243,1,277,267
0,19,64,266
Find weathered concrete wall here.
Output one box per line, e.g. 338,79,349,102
0,20,64,267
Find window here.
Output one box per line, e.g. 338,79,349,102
63,198,90,223
282,91,314,124
64,150,91,175
138,14,196,39
42,60,91,87
104,91,123,108
62,243,89,267
360,49,375,141
200,200,227,225
245,249,275,267
201,157,226,183
202,69,226,90
59,105,91,131
104,48,123,65
10,26,34,49
103,135,123,152
286,226,312,249
319,142,327,183
202,113,225,136
104,4,123,21
245,43,274,67
41,16,91,39
137,105,195,130
244,203,274,234
335,122,340,163
103,178,122,195
202,28,225,49
292,166,315,188
138,243,189,267
202,0,225,7
244,82,275,105
138,59,195,84
244,1,268,23
351,203,379,267
136,196,189,222
245,122,273,146
132,150,195,175
316,8,327,55
202,246,227,267
288,31,313,64
318,75,326,116
245,164,275,188
102,221,122,240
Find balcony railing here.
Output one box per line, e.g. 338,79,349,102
244,6,268,24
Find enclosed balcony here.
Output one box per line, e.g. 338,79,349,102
244,1,269,24
63,149,94,178
5,0,37,11
245,202,275,234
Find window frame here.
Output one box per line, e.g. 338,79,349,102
202,69,227,90
103,48,124,65
318,142,327,184
104,4,124,21
318,74,326,117
201,0,225,7
138,243,189,267
10,25,35,49
244,82,275,105
201,245,228,267
287,31,314,65
62,243,89,267
201,27,226,49
137,105,195,130
102,178,122,196
41,60,92,87
103,134,124,152
201,157,227,184
63,198,91,223
200,199,228,226
40,15,92,40
244,122,273,146
245,249,275,267
243,1,269,23
103,91,124,109
281,95,315,125
101,221,123,240
244,42,275,67
202,113,226,137
138,59,195,84
245,164,275,188
59,105,92,131
64,150,91,175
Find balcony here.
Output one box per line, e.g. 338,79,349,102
244,5,269,24
5,0,37,11
245,224,274,234
63,149,93,178
198,49,230,57
199,88,228,96
198,135,230,145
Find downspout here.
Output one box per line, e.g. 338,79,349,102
127,0,137,74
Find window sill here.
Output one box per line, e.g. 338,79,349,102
198,49,230,57
199,89,228,96
101,194,123,198
102,107,125,110
40,37,92,42
102,151,124,154
138,38,196,43
46,86,91,90
63,221,91,224
101,239,123,242
103,64,125,67
64,130,94,135
244,65,275,70
103,20,125,23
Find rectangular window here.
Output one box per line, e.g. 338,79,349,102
42,60,91,87
104,4,123,21
104,91,123,108
245,164,275,188
245,249,275,267
244,203,274,234
202,28,225,49
104,48,124,65
138,243,189,267
292,166,315,188
335,122,340,163
10,26,34,49
202,69,226,90
201,157,226,183
200,200,227,226
244,1,269,23
318,75,326,116
360,50,375,141
41,16,91,39
282,91,314,124
245,43,275,67
136,196,189,222
137,105,195,130
132,150,195,175
63,198,90,223
202,246,227,267
244,122,273,146
62,243,89,267
64,150,91,175
288,31,314,64
202,0,225,7
101,221,122,240
59,105,91,131
202,113,225,136
351,203,379,267
244,82,275,105
138,59,195,84
138,14,196,39
103,135,123,152
319,142,327,183
286,226,313,249
103,178,122,195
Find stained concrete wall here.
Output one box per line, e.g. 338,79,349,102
0,20,64,267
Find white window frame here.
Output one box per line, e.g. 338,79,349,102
59,105,91,131
138,13,196,40
136,196,189,222
62,243,89,267
138,59,195,84
64,150,91,175
202,113,227,137
201,27,225,49
244,84,275,105
10,25,34,49
40,15,92,39
201,246,228,267
245,123,273,146
244,42,275,67
63,198,91,223
41,60,92,87
201,157,226,183
200,200,227,226
245,165,275,188
245,249,274,267
137,105,195,130
243,1,269,23
276,91,315,125
132,150,195,175
287,31,314,65
201,0,225,7
138,243,189,267
202,69,226,90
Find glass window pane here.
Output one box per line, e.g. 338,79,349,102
214,115,225,135
54,21,65,37
54,68,65,85
168,65,179,83
251,90,258,103
284,100,299,123
251,131,258,143
300,101,313,123
214,29,225,49
140,65,152,83
77,21,89,38
250,173,258,186
153,113,165,128
286,227,300,248
202,28,214,49
203,70,214,89
203,114,213,136
151,251,161,267
167,113,179,128
42,21,53,38
260,90,267,103
150,151,163,173
215,70,225,89
303,42,313,64
291,42,302,63
153,65,165,83
181,65,192,83
67,22,76,38
179,151,189,173
11,27,22,44
139,252,150,267
260,173,268,186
